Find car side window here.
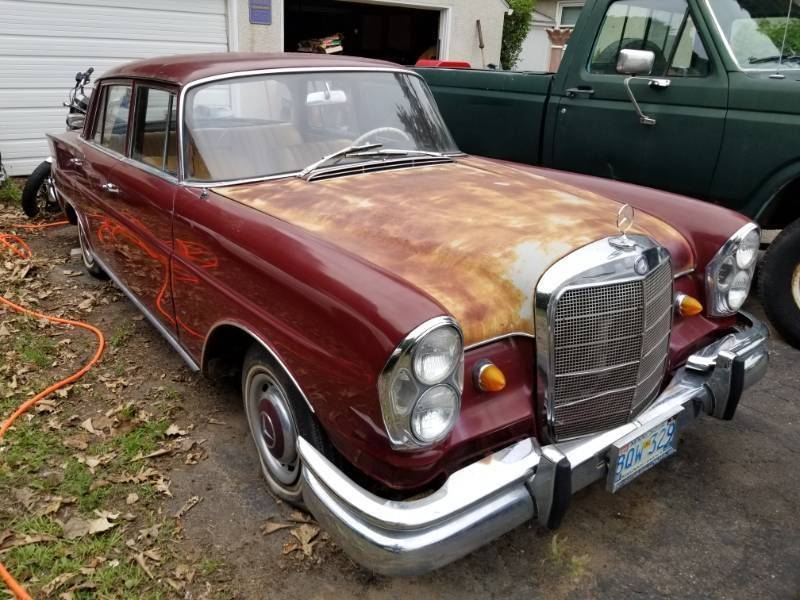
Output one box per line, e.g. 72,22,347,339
589,0,710,77
96,85,132,154
131,87,178,175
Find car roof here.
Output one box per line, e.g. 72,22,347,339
99,52,405,87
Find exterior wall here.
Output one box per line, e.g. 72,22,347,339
517,1,558,71
234,0,509,68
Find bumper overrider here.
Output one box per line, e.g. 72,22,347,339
298,313,769,576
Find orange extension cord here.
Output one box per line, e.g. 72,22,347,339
1,219,105,600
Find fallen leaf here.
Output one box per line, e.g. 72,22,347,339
174,495,202,518
79,418,97,435
0,533,58,553
41,572,78,596
62,515,117,540
126,493,139,506
130,447,173,462
207,417,226,425
133,552,154,579
289,510,314,524
62,433,90,450
13,487,36,509
165,424,187,437
143,549,163,563
289,524,320,557
261,519,291,536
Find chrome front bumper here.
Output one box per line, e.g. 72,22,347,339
298,313,769,576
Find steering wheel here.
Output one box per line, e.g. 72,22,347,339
352,127,411,147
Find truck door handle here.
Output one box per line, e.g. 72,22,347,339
566,87,595,97
69,157,83,167
101,182,119,194
648,78,671,89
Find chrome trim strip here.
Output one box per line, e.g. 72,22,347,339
200,319,315,414
177,66,426,184
90,252,200,372
465,332,536,351
673,267,695,279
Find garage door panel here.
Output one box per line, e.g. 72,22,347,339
0,2,228,44
0,35,226,60
0,0,229,175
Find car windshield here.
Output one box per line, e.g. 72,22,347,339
183,71,459,182
707,0,800,69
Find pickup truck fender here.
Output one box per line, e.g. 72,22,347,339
748,162,800,229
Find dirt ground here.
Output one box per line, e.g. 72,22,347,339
2,217,799,599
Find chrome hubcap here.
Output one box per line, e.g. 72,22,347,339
792,263,800,311
77,221,94,267
247,371,299,486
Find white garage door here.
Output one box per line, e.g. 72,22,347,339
0,0,230,176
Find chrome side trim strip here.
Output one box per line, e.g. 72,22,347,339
90,252,200,372
465,332,536,351
200,319,315,414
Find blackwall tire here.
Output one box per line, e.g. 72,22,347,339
22,161,56,218
759,220,800,349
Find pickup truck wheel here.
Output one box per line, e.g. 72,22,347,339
77,219,108,280
242,344,326,506
759,220,800,349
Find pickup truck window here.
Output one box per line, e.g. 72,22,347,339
95,84,132,156
707,0,800,70
589,0,710,77
183,71,458,183
131,87,178,176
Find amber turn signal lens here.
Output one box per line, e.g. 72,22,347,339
676,294,703,317
475,362,506,392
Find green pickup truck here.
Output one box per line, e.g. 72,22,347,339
417,0,800,348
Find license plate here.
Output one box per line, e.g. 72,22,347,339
607,416,678,493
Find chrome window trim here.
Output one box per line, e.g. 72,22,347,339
200,319,315,414
703,0,800,72
83,139,179,185
177,66,448,186
534,235,672,441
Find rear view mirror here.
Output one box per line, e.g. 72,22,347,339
616,49,655,76
306,82,347,106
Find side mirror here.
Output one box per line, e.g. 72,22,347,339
616,49,655,76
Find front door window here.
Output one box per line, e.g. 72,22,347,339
589,0,711,76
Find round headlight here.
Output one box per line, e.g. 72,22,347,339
716,256,735,291
411,385,459,443
412,326,461,385
736,229,760,269
727,270,752,311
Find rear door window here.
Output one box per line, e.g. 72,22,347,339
131,87,178,176
94,84,132,155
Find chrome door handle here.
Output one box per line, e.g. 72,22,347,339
101,182,119,194
648,78,671,89
69,157,83,167
566,87,595,97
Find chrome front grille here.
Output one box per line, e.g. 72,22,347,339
536,238,673,441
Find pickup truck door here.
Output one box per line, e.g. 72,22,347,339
551,0,728,199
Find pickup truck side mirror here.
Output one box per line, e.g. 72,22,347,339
616,49,658,127
616,49,655,76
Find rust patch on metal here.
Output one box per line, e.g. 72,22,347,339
214,156,691,346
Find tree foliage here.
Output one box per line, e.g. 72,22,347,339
501,0,536,70
758,18,800,55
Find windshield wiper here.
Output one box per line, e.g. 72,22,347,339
344,148,453,160
748,53,800,64
298,143,382,179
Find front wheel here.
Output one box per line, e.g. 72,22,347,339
77,218,108,279
21,161,58,218
759,220,800,349
242,344,330,506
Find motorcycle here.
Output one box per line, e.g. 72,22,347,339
22,67,94,218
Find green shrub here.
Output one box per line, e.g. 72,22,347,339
501,0,536,70
0,177,22,205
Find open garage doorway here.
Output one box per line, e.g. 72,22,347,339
285,0,442,65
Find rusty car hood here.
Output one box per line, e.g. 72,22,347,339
213,156,692,346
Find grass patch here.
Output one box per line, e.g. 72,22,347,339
0,176,22,205
14,324,57,368
547,534,589,582
1,426,65,478
111,419,169,460
108,321,135,349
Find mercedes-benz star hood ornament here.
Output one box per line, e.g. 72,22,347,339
610,203,637,250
